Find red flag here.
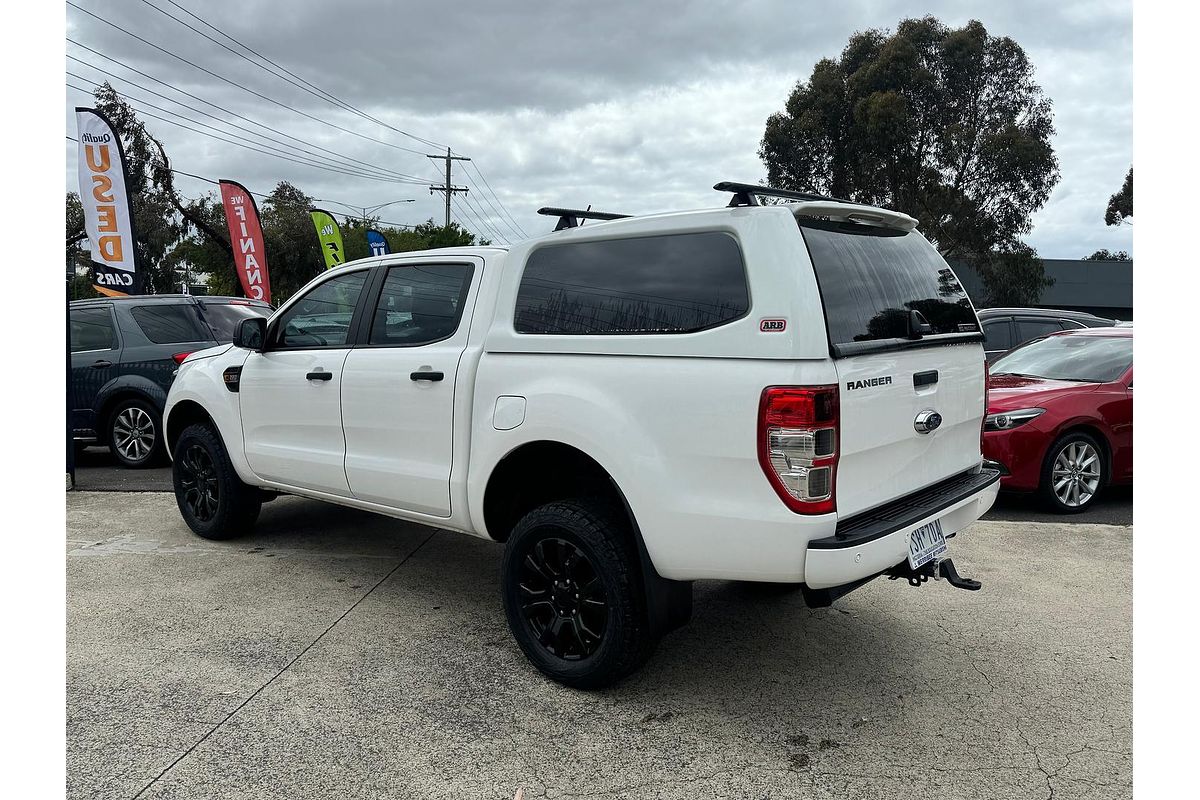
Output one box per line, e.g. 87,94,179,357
218,180,272,304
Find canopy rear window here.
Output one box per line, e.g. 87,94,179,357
797,218,981,357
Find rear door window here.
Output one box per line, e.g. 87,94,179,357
1016,318,1065,342
797,218,981,356
983,319,1013,351
367,264,474,346
130,304,212,344
71,306,118,352
514,232,749,334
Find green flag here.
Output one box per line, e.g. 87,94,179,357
310,208,345,269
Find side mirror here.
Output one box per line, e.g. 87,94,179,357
234,317,266,351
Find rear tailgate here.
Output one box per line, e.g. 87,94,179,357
795,214,986,517
834,345,984,516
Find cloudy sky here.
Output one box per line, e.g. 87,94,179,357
65,0,1133,257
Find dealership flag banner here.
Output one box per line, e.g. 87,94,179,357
310,209,345,269
75,107,141,295
218,180,272,304
366,228,390,257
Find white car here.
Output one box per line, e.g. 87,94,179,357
165,182,999,687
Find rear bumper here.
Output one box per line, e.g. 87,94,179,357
803,468,1000,590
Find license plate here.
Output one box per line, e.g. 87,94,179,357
907,519,947,569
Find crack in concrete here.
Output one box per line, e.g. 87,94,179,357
1014,724,1055,800
126,529,439,799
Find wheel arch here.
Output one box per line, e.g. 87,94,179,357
482,439,692,636
165,400,218,457
483,440,630,545
95,382,164,444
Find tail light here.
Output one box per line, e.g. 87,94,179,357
758,386,839,514
172,352,193,365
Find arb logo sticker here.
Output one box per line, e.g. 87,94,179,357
760,318,787,332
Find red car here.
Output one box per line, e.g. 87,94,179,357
982,327,1132,513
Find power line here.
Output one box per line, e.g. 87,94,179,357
66,0,431,157
67,83,425,185
70,2,529,241
66,77,419,184
453,192,504,244
134,0,359,119
458,186,512,244
155,0,447,151
453,194,508,245
67,52,431,184
465,161,529,238
457,165,523,241
67,134,424,230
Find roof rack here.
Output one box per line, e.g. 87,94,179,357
538,206,631,231
714,181,850,208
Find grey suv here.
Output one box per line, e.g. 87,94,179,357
70,295,272,467
977,307,1117,361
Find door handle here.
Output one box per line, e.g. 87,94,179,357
91,360,112,369
410,370,444,382
306,370,334,381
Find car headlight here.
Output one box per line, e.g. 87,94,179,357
984,407,1046,432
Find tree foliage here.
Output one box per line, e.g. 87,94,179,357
975,243,1054,306
1083,249,1130,261
1104,166,1132,226
67,192,99,300
761,16,1059,270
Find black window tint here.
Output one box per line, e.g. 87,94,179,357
797,219,980,353
71,307,117,352
276,270,367,348
514,232,749,335
983,320,1012,351
130,304,211,344
200,301,272,342
368,264,473,346
1017,318,1064,343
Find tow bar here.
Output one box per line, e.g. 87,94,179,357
887,557,982,591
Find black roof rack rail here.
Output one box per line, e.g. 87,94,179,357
714,181,851,208
538,206,631,231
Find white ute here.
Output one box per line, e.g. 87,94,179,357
165,182,1000,687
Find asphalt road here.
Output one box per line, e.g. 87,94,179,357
67,491,1131,799
72,445,1134,525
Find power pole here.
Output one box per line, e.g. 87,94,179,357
427,147,470,228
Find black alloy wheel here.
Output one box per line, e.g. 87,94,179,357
177,443,220,523
501,500,656,689
172,423,261,540
518,537,609,660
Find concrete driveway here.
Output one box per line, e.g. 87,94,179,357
67,492,1131,799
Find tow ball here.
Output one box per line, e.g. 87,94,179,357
887,558,982,592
